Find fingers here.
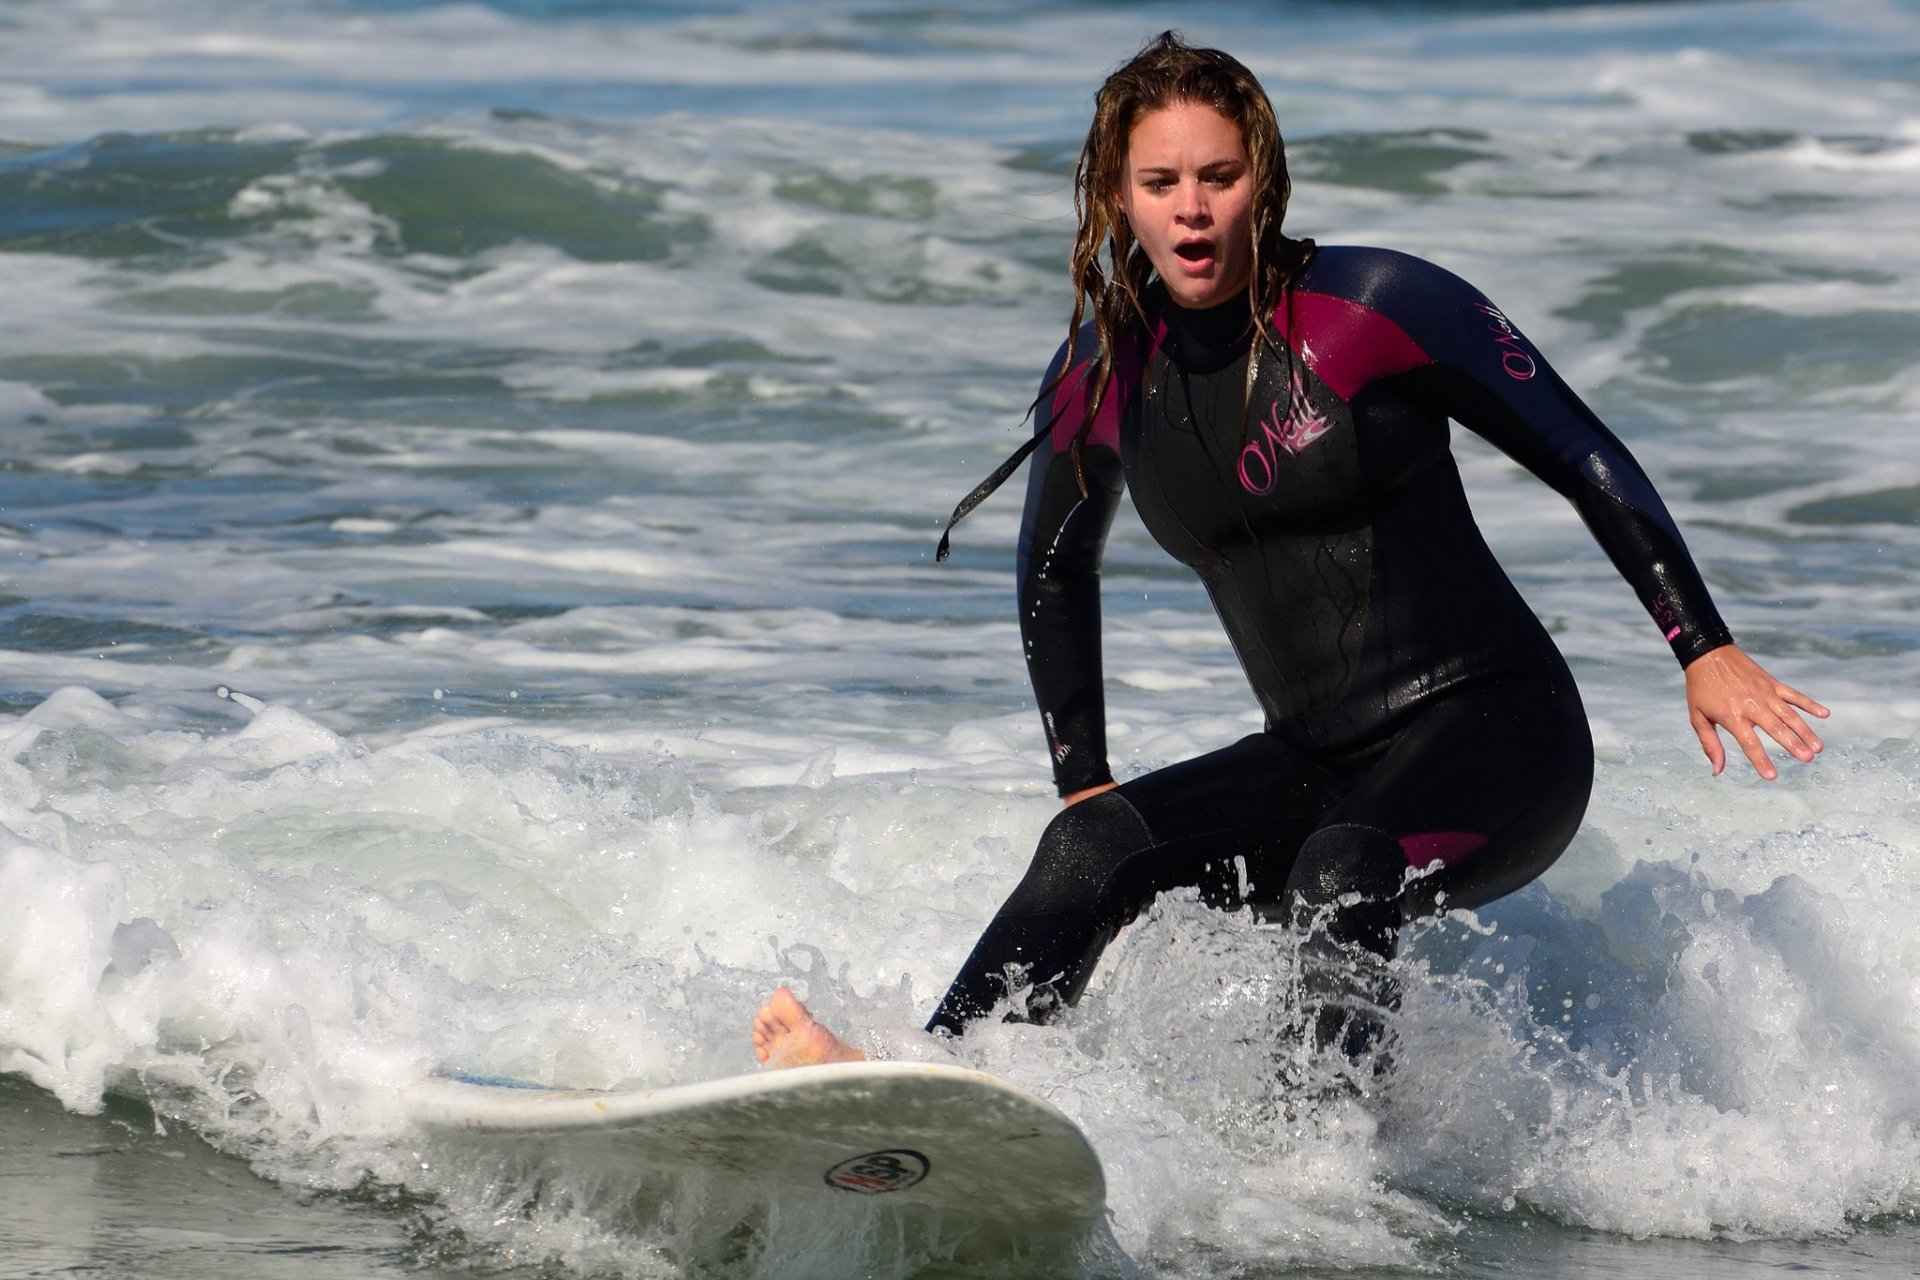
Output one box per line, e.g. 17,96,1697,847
1765,678,1828,751
1777,682,1831,721
1690,709,1726,776
1745,681,1826,768
1774,679,1835,752
1711,698,1829,780
1765,705,1823,762
1730,718,1779,781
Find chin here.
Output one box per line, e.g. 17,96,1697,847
1168,281,1230,309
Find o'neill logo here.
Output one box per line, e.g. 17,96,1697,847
1474,301,1537,381
1237,371,1334,495
824,1149,930,1195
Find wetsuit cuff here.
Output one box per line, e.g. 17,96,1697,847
1673,626,1736,668
1054,764,1114,798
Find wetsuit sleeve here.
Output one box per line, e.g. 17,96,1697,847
1018,340,1125,795
1371,253,1735,666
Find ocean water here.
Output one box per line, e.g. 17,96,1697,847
2,0,1919,1276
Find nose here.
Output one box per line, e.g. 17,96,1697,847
1175,178,1210,225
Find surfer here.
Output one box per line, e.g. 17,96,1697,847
753,32,1826,1070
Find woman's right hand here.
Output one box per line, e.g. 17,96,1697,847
1062,782,1119,807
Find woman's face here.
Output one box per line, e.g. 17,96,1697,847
1117,100,1255,310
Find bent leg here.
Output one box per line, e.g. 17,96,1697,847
1281,671,1595,1054
925,791,1152,1033
1281,822,1407,1056
926,732,1341,1035
1364,670,1594,920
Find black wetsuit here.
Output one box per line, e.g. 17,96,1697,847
928,246,1732,1043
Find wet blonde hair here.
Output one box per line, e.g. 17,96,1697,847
1058,30,1315,492
936,32,1314,556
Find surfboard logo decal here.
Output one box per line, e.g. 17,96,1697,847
824,1149,929,1194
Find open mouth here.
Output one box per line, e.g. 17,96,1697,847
1174,241,1214,263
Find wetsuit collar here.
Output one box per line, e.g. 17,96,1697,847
1155,287,1257,374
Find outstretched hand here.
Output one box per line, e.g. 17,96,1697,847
1684,643,1828,780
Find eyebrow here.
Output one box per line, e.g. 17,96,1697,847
1131,159,1246,176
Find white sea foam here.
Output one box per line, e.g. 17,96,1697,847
3,686,1916,1269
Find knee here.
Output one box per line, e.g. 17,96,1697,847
1283,823,1407,955
1002,791,1156,917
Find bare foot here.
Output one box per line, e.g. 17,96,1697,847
752,986,866,1069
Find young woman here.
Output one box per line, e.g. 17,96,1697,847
752,32,1827,1070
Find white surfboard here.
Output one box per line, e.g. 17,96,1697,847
404,1060,1106,1230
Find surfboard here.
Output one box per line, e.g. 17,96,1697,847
404,1060,1106,1230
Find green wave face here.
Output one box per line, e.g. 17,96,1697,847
0,130,706,265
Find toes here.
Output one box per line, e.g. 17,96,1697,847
767,987,813,1034
769,986,803,1022
752,988,811,1048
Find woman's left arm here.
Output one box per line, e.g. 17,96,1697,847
1353,251,1828,780
1683,643,1829,779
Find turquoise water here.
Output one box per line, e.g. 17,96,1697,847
3,0,1919,1275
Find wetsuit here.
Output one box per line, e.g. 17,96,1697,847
928,246,1733,1043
